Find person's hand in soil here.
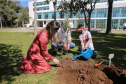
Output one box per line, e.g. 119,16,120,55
53,58,60,65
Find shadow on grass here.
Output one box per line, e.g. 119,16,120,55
0,44,22,84
72,32,126,68
92,33,126,68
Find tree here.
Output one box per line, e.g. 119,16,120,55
19,7,29,28
0,0,25,27
45,0,57,21
34,0,37,36
0,0,7,28
106,0,113,34
58,0,100,31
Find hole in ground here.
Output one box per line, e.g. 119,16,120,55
102,68,126,84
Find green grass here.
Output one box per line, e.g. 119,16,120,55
0,31,126,84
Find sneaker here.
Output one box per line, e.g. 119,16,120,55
52,51,57,56
58,48,63,53
91,51,97,59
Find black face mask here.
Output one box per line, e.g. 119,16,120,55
78,30,82,34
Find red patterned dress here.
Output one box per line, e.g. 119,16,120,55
20,30,54,73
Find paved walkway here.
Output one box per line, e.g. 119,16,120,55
0,28,126,34
0,28,41,32
99,29,126,34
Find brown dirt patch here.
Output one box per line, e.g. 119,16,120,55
55,58,126,84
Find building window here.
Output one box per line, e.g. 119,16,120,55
52,14,54,19
38,15,41,19
60,12,64,18
44,21,46,24
33,2,49,6
45,14,48,19
37,8,39,11
33,6,49,11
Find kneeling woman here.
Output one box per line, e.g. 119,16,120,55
20,20,60,74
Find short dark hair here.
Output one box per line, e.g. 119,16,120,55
77,24,84,30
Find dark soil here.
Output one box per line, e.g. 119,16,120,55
55,58,126,84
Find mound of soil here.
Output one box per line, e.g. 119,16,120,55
55,58,126,84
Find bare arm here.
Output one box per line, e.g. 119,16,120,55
84,38,91,49
81,39,84,49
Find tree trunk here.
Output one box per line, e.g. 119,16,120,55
22,20,24,28
11,20,13,27
106,0,113,34
1,20,2,28
34,0,37,36
54,2,56,21
88,14,91,31
0,16,2,28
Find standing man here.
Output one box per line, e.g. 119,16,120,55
123,22,126,31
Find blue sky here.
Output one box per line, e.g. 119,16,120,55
18,0,33,7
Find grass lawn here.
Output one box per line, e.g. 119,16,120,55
0,31,126,84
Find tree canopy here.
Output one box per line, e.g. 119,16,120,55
0,0,29,28
57,0,100,31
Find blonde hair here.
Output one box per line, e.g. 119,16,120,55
46,20,60,41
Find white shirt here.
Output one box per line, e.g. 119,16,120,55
123,23,126,27
79,31,94,50
54,27,71,41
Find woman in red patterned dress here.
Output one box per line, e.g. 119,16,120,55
20,20,60,74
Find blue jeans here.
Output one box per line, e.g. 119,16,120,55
52,41,75,48
124,27,126,31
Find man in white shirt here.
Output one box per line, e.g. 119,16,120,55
52,26,75,56
123,22,126,31
77,24,97,59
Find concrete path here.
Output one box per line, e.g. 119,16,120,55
99,29,126,34
0,28,126,34
0,28,42,32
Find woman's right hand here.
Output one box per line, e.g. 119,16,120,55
53,58,60,65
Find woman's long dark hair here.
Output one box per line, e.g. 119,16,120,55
46,20,60,41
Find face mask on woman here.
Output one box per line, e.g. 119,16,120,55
78,30,82,34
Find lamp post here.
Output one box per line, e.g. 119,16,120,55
53,0,57,21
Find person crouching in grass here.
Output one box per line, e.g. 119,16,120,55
77,24,97,59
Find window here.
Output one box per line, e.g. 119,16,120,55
52,14,54,19
45,14,48,19
44,21,46,24
43,7,46,10
60,12,64,18
37,8,39,11
121,7,126,17
38,15,41,19
112,8,119,17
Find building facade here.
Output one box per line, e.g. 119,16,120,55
28,0,126,29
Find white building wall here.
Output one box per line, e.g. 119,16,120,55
28,1,34,27
27,0,126,28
